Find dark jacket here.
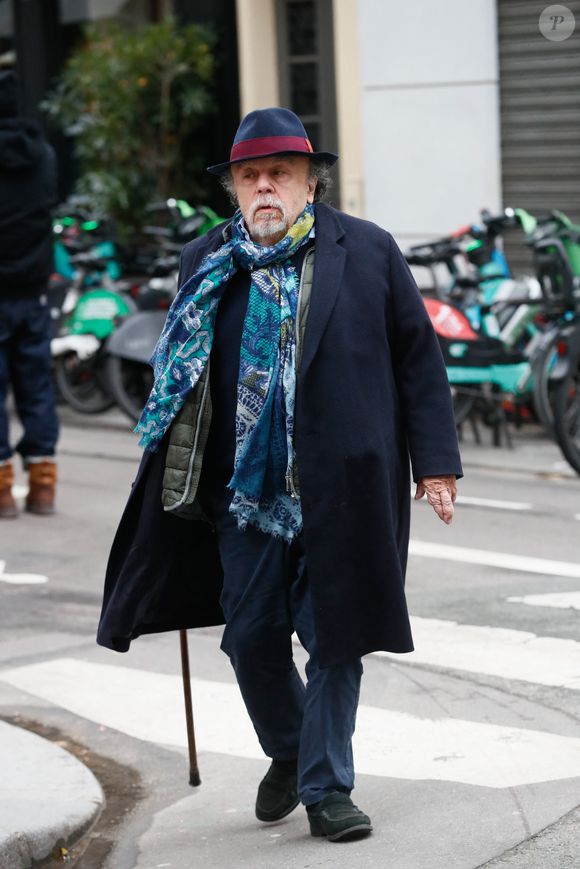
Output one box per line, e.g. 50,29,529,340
0,74,56,296
97,203,463,667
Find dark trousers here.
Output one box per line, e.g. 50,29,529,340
201,485,363,806
0,298,59,463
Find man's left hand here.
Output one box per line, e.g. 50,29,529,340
415,475,457,525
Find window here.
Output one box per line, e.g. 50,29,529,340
277,0,339,200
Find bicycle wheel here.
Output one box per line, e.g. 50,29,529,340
531,331,559,434
553,349,580,475
106,355,154,423
54,350,115,414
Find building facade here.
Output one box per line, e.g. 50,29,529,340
235,0,502,242
3,0,579,257
236,0,580,264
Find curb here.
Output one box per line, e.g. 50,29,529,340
0,721,104,868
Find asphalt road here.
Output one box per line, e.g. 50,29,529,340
0,410,579,869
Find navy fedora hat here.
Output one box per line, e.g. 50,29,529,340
207,107,338,175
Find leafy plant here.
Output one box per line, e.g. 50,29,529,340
43,18,216,236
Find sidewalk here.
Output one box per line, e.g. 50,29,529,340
0,720,104,868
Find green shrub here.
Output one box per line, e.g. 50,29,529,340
44,17,216,235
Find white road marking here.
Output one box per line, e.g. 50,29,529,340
414,492,533,512
0,560,48,585
409,540,580,578
456,496,532,511
376,616,580,690
0,574,48,585
507,591,580,611
1,657,580,789
574,514,580,522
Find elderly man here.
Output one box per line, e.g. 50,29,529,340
98,107,462,842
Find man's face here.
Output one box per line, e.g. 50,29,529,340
230,155,316,246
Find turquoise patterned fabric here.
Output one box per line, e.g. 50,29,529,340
136,204,315,541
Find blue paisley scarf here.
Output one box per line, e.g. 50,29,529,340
136,203,315,541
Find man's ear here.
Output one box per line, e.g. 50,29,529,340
306,179,316,204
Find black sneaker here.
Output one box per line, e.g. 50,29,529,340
307,793,372,841
255,760,299,822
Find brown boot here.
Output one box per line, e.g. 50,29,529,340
26,460,57,515
0,462,18,519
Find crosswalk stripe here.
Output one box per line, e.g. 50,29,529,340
415,493,533,512
409,540,580,578
455,495,532,511
375,616,580,690
1,657,580,789
0,561,48,586
507,591,580,611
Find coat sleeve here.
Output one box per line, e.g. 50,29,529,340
386,233,463,482
176,242,197,290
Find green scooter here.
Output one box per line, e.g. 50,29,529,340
51,245,135,414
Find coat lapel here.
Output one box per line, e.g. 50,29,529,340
299,204,346,377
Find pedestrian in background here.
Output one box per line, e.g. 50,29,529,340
98,108,462,842
0,71,59,519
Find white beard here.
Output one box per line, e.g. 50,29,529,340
245,195,289,243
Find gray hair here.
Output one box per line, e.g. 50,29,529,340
220,158,333,207
308,161,332,201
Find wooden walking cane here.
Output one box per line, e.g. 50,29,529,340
179,629,201,786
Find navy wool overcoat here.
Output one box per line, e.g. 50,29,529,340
97,203,463,667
